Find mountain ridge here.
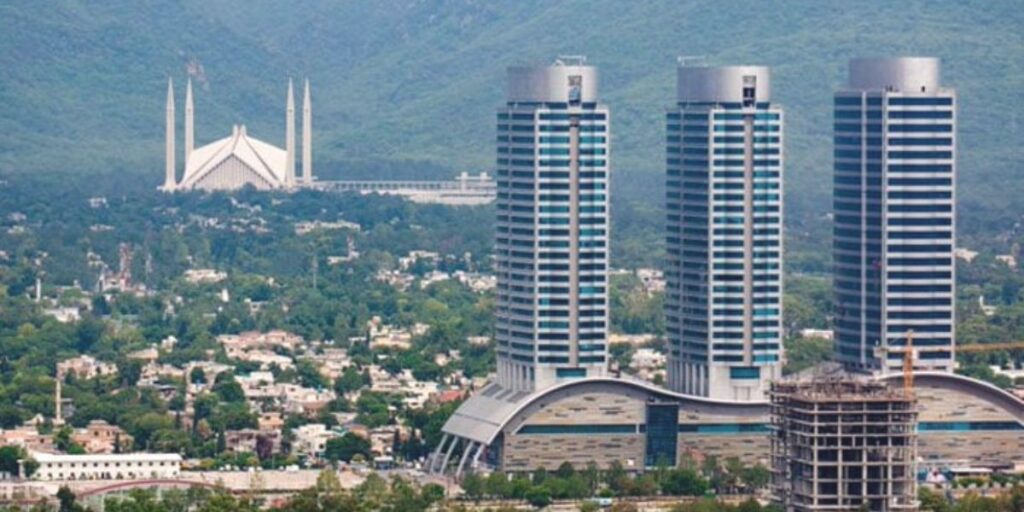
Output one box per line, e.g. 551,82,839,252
0,0,1021,229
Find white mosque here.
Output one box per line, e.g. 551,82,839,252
161,77,313,191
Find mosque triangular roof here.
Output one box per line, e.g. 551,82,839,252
179,125,288,189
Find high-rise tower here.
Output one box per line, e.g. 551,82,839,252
494,58,610,392
665,65,783,401
833,57,956,374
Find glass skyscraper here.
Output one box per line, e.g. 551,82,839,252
833,57,956,374
494,58,610,392
665,65,783,400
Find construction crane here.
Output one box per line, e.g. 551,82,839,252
875,332,1024,396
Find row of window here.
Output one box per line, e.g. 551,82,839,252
835,96,952,107
835,110,953,120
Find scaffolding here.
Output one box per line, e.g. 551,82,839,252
770,379,918,512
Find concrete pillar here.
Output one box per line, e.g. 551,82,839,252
439,436,459,474
455,441,477,478
429,434,450,473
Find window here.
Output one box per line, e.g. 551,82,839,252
730,367,761,379
888,97,953,106
556,368,586,379
888,110,952,119
645,403,679,467
518,424,636,435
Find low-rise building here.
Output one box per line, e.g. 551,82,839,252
629,348,666,382
453,271,497,293
183,269,227,284
71,420,133,454
225,429,282,456
369,425,405,457
799,328,834,341
608,333,657,347
127,347,159,363
374,270,414,291
954,247,979,262
316,349,352,381
57,356,118,380
419,270,451,289
31,452,182,481
0,426,54,453
43,307,81,324
635,268,665,295
997,254,1018,269
292,424,339,461
399,251,439,271
258,412,284,432
293,220,361,236
218,330,302,353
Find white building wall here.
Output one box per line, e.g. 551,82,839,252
32,453,181,481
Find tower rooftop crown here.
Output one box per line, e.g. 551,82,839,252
848,57,941,92
506,59,598,103
676,65,771,103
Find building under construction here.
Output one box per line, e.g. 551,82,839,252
770,379,918,512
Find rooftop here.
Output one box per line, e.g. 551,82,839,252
32,452,182,463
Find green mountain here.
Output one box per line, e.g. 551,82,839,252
1,0,1022,231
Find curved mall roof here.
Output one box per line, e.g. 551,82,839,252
443,371,1024,446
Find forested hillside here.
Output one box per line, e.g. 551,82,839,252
1,0,1022,240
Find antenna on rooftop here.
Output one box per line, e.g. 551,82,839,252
677,55,708,67
554,55,588,66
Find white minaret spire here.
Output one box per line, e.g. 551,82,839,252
286,78,296,187
302,78,312,184
164,78,176,191
185,77,194,164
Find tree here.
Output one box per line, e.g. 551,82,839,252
57,486,79,512
485,471,510,499
213,374,246,403
54,425,84,454
524,485,552,509
120,360,143,387
461,473,484,500
0,445,36,477
661,468,709,496
193,393,219,434
556,461,575,479
354,392,391,428
919,487,951,512
296,359,328,390
420,483,445,506
605,460,630,495
255,434,275,461
130,413,175,450
741,464,771,491
323,433,370,463
582,461,600,494
333,366,367,395
209,402,257,431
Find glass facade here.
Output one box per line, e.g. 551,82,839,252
666,67,783,400
833,70,956,373
495,64,610,391
645,403,679,467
